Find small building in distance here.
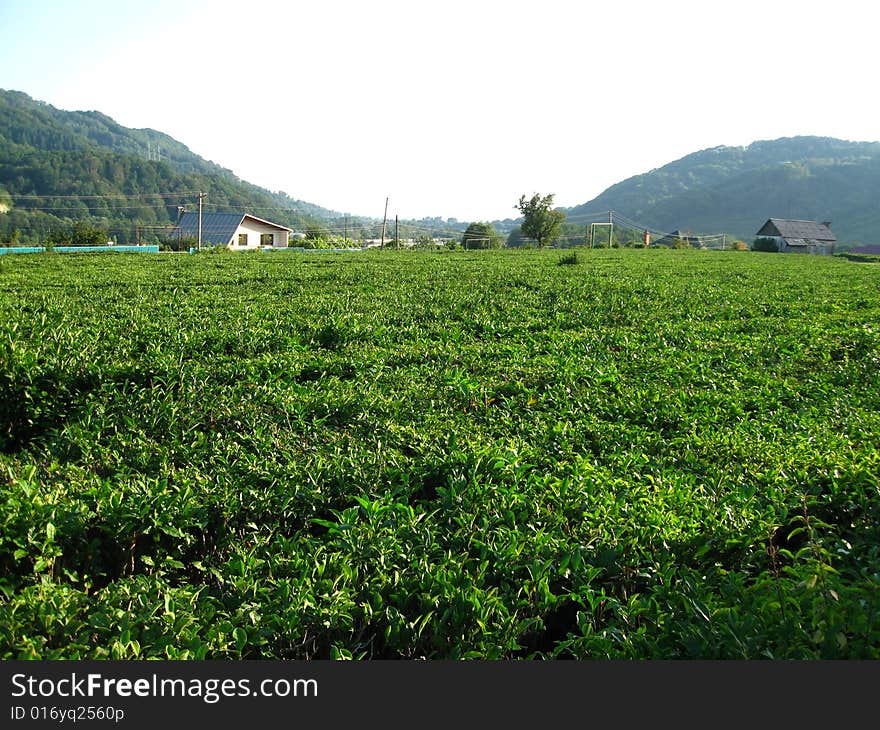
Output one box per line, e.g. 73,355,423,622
176,212,291,249
755,218,836,254
651,229,708,248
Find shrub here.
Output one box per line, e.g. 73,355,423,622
752,237,779,252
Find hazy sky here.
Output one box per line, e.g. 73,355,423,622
1,0,876,223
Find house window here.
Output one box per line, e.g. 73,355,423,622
238,233,248,247
260,233,274,246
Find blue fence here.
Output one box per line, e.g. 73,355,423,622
0,246,44,255
0,245,160,255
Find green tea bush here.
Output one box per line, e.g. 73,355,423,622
0,249,878,658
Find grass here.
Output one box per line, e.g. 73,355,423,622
1,247,879,658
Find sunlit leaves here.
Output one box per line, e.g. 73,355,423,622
0,248,878,658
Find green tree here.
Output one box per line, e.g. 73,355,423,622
461,221,502,249
515,193,565,247
303,223,332,247
46,220,108,246
505,226,526,248
752,236,779,252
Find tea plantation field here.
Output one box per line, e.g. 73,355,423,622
1,248,878,658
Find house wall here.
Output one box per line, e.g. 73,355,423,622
231,220,290,248
779,238,834,255
780,239,809,254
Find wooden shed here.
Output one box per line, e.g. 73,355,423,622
755,218,836,254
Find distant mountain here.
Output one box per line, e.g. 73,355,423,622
565,136,880,244
0,89,341,244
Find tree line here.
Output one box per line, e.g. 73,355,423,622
459,193,657,250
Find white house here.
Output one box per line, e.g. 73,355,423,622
176,212,291,249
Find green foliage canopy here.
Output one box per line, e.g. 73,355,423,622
515,193,565,247
752,236,780,252
505,226,526,248
1,250,879,660
461,221,503,249
563,136,880,243
45,220,108,246
0,89,336,244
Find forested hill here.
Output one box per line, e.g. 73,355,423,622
0,89,339,243
565,136,880,244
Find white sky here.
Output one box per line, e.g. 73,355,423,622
1,0,876,223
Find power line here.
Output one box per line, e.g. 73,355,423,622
559,209,615,223
8,191,203,200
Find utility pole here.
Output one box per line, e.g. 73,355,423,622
197,191,205,251
380,197,389,248
395,215,399,249
609,210,614,249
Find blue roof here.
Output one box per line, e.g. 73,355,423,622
177,212,244,246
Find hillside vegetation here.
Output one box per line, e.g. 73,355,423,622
1,249,878,659
0,89,338,244
566,136,880,244
5,90,880,247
